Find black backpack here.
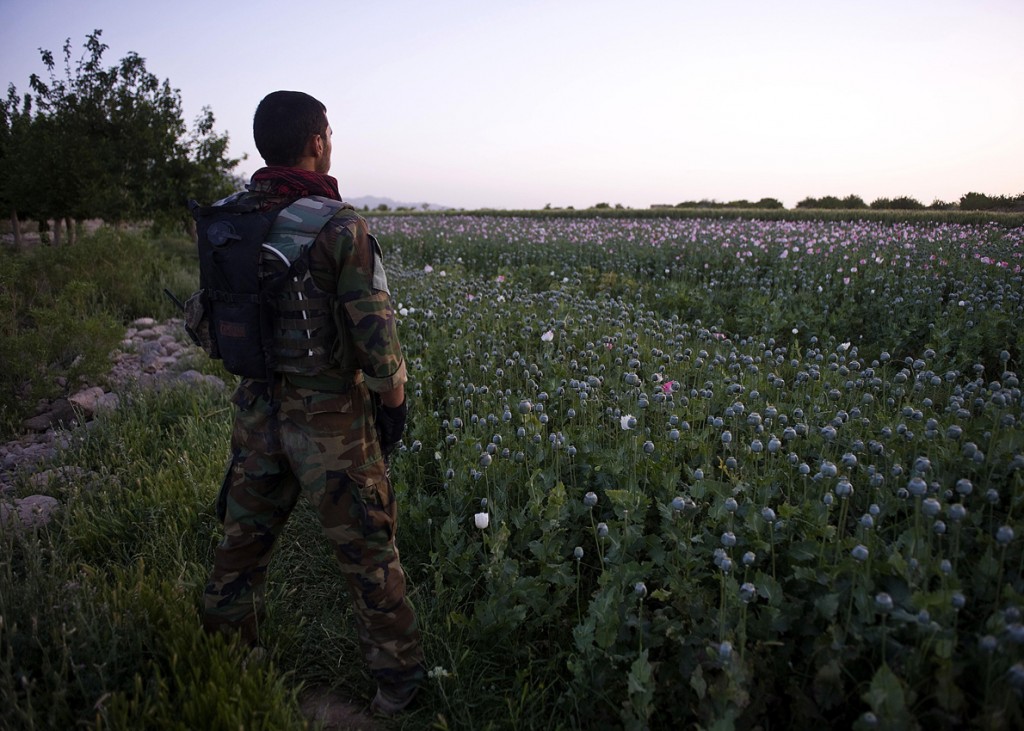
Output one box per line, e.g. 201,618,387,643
186,197,291,379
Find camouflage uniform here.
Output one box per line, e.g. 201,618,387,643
202,178,424,691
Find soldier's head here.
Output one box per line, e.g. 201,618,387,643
253,91,332,173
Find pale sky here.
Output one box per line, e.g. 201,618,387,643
2,0,1021,210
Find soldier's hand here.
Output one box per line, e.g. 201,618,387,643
376,396,408,457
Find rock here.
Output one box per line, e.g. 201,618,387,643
177,370,227,390
22,399,78,432
29,465,88,489
97,392,120,412
4,315,222,486
1,494,61,531
69,386,106,417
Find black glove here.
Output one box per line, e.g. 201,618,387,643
376,396,408,457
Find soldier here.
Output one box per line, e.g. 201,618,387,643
200,90,424,716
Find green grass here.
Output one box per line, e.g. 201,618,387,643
1,384,307,730
0,227,200,435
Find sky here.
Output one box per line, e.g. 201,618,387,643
1,0,1021,210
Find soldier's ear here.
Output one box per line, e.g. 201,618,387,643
303,133,324,160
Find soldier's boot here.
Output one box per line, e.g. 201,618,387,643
370,664,424,716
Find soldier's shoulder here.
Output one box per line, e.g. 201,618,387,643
322,201,370,236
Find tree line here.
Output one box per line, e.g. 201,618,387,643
794,192,1024,212
650,192,1023,212
0,30,240,247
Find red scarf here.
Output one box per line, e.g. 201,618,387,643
249,166,342,201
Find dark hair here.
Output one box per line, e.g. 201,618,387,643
253,91,328,166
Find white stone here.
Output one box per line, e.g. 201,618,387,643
69,386,106,416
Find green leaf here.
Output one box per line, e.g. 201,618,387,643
689,664,707,700
815,593,840,621
977,549,1000,580
754,572,782,605
605,489,634,516
863,663,909,721
543,480,567,523
627,649,653,695
813,659,844,710
590,587,622,650
886,551,908,576
788,540,820,562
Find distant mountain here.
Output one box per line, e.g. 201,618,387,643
346,195,452,211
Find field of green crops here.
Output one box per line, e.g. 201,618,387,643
376,215,1024,729
2,213,1022,730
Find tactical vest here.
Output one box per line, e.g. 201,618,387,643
261,195,352,375
189,193,351,380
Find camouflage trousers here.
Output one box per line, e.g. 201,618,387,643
202,376,424,685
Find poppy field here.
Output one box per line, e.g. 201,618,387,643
373,214,1024,729
2,214,1022,730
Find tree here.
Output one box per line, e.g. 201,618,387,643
156,106,241,235
959,192,1024,212
799,195,865,210
4,30,239,239
0,86,38,247
887,196,925,210
871,196,924,210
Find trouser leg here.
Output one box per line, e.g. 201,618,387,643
203,388,299,646
313,461,424,683
284,384,424,684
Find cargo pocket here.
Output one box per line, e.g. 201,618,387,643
299,389,356,437
349,466,395,539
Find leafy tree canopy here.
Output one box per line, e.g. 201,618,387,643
1,30,240,234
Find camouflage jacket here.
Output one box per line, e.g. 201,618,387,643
237,179,406,394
